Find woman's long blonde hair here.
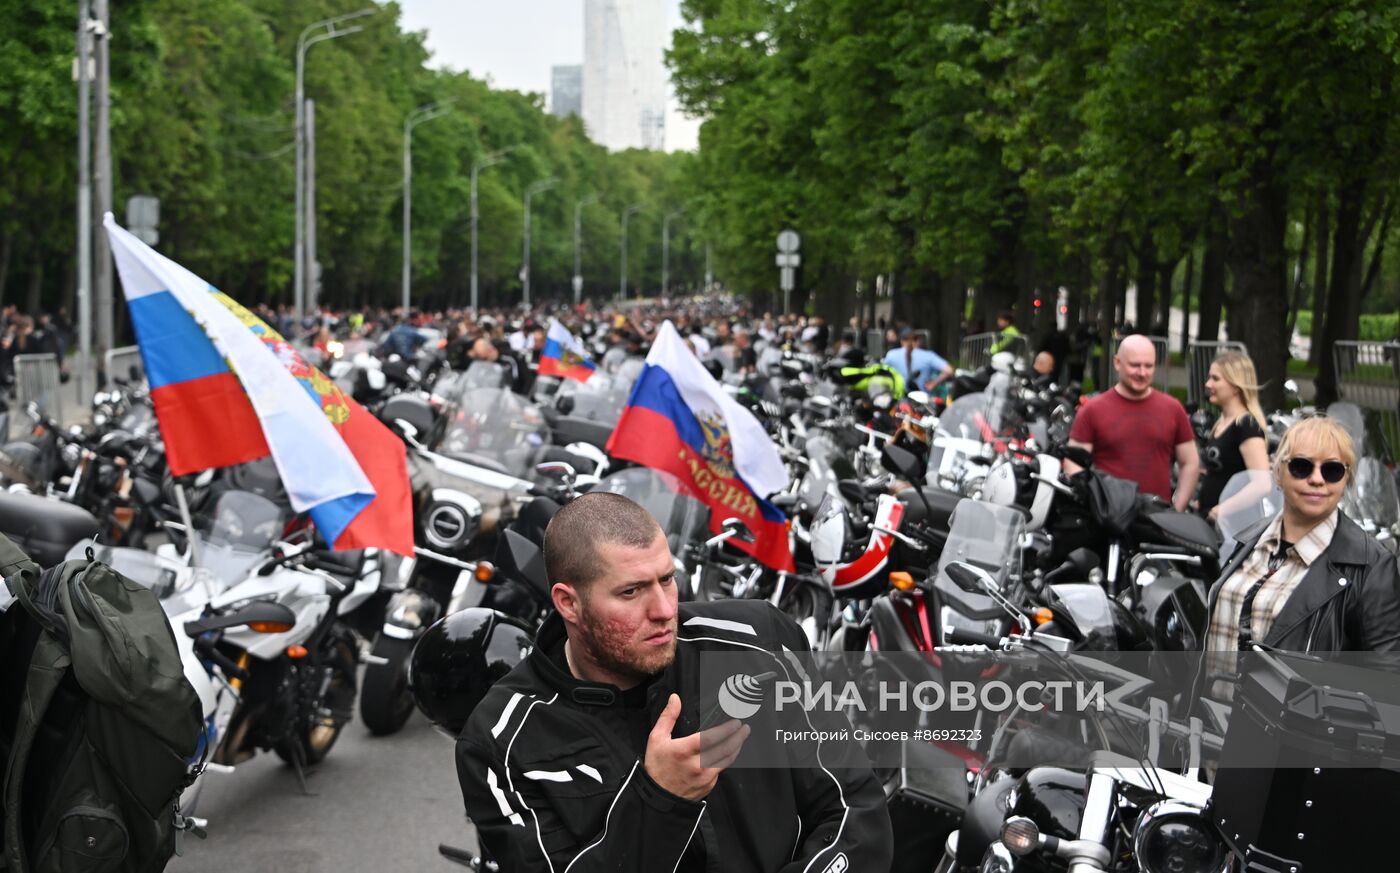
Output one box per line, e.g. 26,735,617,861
1213,351,1267,430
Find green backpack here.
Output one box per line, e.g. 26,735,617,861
0,532,203,873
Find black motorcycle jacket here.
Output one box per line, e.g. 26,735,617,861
456,599,893,873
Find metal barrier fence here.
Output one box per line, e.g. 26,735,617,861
865,329,886,359
1111,335,1171,392
958,332,996,369
104,345,145,386
1333,341,1400,461
10,353,66,439
1187,341,1247,408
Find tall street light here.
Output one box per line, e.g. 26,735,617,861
471,147,515,316
295,7,376,321
401,99,454,313
520,177,559,307
573,194,598,305
662,207,686,297
619,204,644,302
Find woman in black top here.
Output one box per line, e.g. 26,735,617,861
1198,351,1270,520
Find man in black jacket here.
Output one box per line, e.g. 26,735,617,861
456,492,892,873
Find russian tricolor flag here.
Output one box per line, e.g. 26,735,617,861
607,321,794,571
538,319,596,382
104,215,414,556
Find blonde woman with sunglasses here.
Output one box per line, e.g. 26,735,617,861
1200,417,1400,699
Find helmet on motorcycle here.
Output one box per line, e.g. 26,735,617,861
408,607,535,739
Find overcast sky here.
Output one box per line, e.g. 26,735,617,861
397,1,699,150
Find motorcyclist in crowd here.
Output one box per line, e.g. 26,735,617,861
455,492,893,873
1198,415,1400,702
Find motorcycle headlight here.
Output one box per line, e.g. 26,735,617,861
423,489,482,553
1133,801,1228,873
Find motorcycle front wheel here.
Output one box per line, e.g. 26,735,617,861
359,634,417,736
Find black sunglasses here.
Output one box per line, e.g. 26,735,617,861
1285,457,1349,483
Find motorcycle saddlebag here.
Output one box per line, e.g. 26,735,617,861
1211,652,1400,872
0,491,100,567
884,739,969,873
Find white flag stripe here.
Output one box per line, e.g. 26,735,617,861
646,321,788,498
104,214,373,512
547,319,592,362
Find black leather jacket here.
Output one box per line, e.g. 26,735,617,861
456,600,893,873
1208,511,1400,653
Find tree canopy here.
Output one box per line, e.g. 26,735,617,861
0,0,700,314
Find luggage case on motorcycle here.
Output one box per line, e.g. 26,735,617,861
884,738,968,873
0,491,101,567
1211,651,1400,872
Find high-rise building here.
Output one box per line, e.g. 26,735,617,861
583,0,668,151
549,65,583,118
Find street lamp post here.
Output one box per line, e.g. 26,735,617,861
401,100,454,314
470,147,514,316
573,194,597,305
76,0,93,407
295,8,375,320
619,204,643,302
520,178,559,307
662,208,686,297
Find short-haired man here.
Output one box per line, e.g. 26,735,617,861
1065,334,1201,509
883,328,953,393
456,492,892,873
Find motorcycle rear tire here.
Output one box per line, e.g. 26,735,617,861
359,635,417,736
276,634,358,766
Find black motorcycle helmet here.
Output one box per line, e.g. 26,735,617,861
408,608,535,738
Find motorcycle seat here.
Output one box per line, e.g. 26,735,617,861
1134,510,1220,560
896,486,962,531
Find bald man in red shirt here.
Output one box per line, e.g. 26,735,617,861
1064,334,1201,510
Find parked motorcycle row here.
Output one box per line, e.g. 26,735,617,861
0,325,1398,872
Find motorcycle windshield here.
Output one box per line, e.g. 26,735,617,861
1325,401,1369,458
200,490,288,583
595,467,710,554
1215,469,1283,557
553,358,642,425
1349,456,1399,531
938,392,1001,443
799,428,857,509
932,499,1025,640
935,499,1026,590
439,386,548,479
463,360,509,390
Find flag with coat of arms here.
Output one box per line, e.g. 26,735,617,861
607,320,793,571
103,214,414,556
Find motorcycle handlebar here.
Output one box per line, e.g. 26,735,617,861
944,627,1005,648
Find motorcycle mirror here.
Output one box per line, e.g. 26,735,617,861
183,600,297,637
393,418,421,445
945,561,993,594
720,517,751,539
535,461,576,481
906,390,930,406
881,443,922,481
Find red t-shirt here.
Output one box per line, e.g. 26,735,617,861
1069,388,1193,501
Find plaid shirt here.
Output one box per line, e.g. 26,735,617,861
1204,510,1339,699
